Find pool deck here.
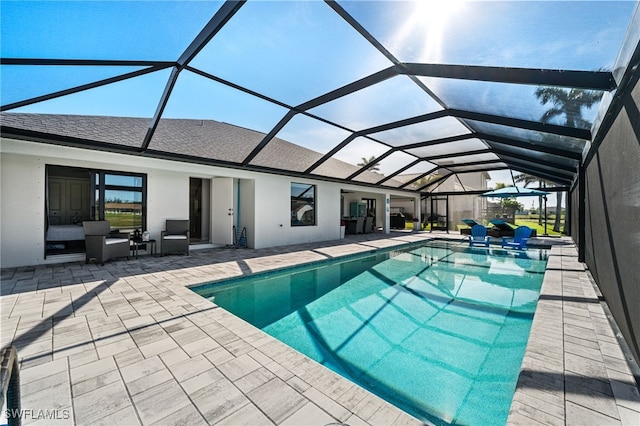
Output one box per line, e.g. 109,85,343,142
1,231,638,425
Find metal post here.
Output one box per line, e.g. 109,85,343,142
429,197,434,233
578,165,586,262
543,195,548,235
445,195,449,233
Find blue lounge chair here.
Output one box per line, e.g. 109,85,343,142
462,219,482,228
469,225,490,247
489,219,517,233
502,226,532,250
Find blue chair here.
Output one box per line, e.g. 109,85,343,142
502,226,532,250
489,219,517,233
469,225,490,247
462,219,482,228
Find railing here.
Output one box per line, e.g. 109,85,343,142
0,346,21,426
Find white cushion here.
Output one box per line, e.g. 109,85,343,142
105,238,129,245
163,235,187,240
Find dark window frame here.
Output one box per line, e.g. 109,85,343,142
91,169,147,232
291,182,316,227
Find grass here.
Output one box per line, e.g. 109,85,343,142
417,217,566,236
105,213,143,229
514,219,564,236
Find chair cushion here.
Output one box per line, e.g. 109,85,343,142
105,238,129,245
163,235,187,240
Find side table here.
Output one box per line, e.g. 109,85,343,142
131,239,156,258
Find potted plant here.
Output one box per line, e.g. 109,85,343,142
340,220,346,239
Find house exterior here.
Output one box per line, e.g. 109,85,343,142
390,170,490,230
0,113,421,268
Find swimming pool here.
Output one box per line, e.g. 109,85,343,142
192,241,548,425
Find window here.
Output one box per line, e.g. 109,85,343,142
93,171,146,231
291,183,316,226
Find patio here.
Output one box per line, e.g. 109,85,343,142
1,232,638,425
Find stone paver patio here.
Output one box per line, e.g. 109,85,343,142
1,231,639,425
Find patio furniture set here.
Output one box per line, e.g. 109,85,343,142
82,219,189,265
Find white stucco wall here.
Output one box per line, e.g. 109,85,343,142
238,178,255,248
1,151,48,267
252,175,342,248
1,138,419,268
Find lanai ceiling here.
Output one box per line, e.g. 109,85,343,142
2,1,640,193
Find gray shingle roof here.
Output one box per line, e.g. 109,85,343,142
1,112,400,186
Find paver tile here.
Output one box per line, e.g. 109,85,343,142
367,402,402,426
610,379,640,412
189,377,251,423
565,401,621,426
70,356,117,384
247,377,308,424
303,386,351,422
120,356,165,384
179,367,225,395
87,404,141,426
137,336,180,358
618,406,640,426
216,402,275,426
151,404,207,426
233,367,276,394
126,369,173,396
218,353,262,381
131,379,191,425
280,401,335,426
73,380,131,425
158,347,190,366
168,353,213,382
21,357,68,384
72,370,121,397
95,336,138,358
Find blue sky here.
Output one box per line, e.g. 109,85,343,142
2,0,638,206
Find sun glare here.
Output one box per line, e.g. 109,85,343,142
393,0,465,63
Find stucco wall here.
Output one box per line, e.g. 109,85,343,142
0,151,48,267
581,74,640,363
0,139,414,268
252,174,342,249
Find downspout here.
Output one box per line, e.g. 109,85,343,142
236,179,241,231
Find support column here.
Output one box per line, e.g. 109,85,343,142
578,165,586,262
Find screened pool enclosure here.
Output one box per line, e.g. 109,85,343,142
2,1,637,191
2,1,640,363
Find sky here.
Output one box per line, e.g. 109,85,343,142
2,0,637,207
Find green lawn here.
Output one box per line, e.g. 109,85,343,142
439,219,566,236
514,219,563,236
105,213,142,230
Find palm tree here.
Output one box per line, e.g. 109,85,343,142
534,87,601,129
534,87,600,232
514,173,563,232
357,155,381,173
514,173,548,226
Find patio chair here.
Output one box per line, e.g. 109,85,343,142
161,219,190,255
502,226,532,250
462,219,482,228
468,225,490,247
83,220,130,265
489,219,517,233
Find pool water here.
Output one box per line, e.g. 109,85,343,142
193,242,548,425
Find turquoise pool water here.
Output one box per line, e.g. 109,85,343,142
192,242,548,425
